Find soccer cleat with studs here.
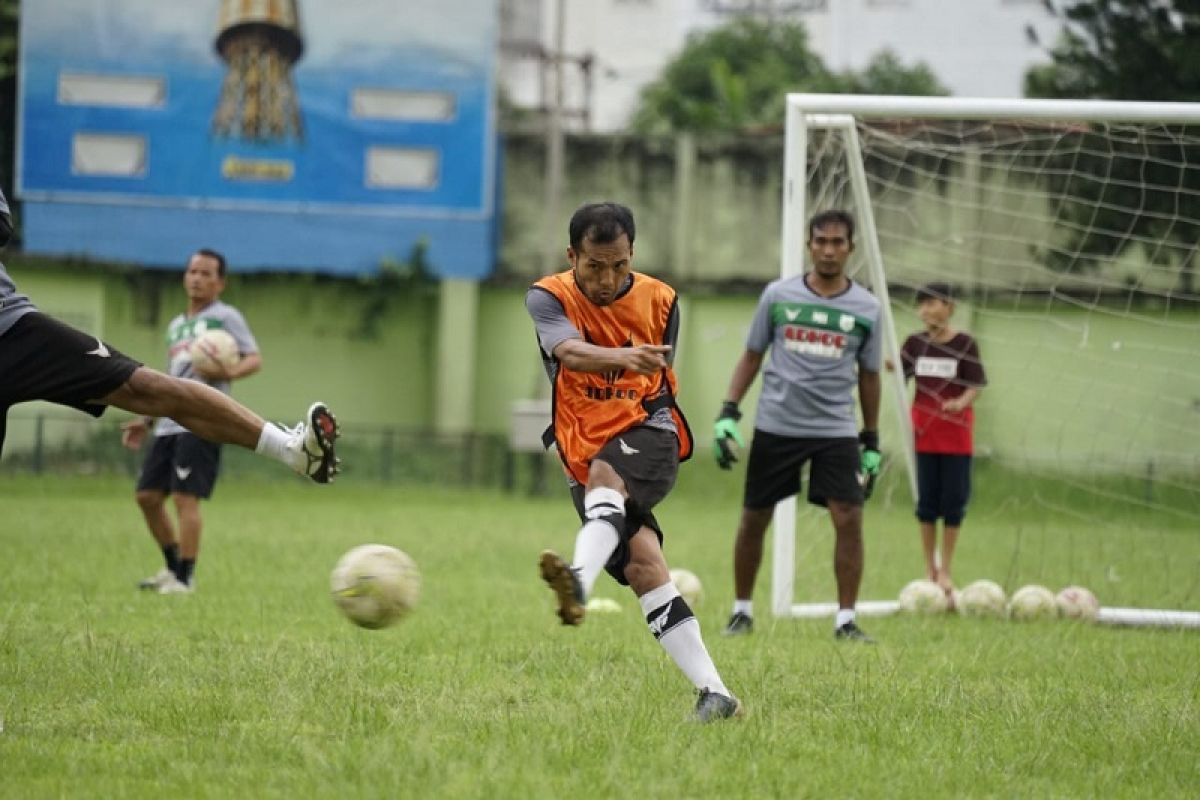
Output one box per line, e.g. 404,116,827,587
722,611,754,636
834,620,875,643
695,689,744,723
288,402,341,484
539,550,586,626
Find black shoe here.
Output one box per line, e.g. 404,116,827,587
695,689,744,723
834,621,875,643
722,611,754,636
539,550,585,625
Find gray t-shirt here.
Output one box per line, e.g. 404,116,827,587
0,187,36,336
156,300,258,437
525,277,680,432
0,263,38,337
746,275,882,438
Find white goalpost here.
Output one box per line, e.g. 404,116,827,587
773,94,1200,628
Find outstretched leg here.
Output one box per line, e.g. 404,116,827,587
100,367,340,483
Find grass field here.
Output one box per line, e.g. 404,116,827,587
2,472,1198,799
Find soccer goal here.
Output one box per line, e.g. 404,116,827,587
773,94,1200,628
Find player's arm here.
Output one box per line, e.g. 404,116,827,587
552,338,670,376
858,368,881,432
526,286,668,376
226,352,262,381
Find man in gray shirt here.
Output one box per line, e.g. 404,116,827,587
0,187,340,486
713,209,883,641
121,249,263,594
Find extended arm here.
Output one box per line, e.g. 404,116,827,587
552,339,670,376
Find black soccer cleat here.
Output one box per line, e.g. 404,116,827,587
722,611,754,636
834,620,876,643
539,550,585,626
695,689,744,723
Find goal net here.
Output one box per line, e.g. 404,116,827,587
774,95,1200,627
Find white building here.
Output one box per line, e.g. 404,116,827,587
499,0,1064,132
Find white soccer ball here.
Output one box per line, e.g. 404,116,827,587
330,544,421,629
586,597,622,614
956,579,1007,618
898,578,950,614
670,568,703,607
1008,584,1058,621
189,328,240,372
1056,585,1100,621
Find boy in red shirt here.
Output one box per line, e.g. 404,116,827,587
899,283,987,596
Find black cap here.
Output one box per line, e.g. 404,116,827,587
916,282,953,303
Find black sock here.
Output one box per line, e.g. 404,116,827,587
176,559,195,585
162,543,180,573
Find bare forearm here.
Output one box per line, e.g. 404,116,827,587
859,370,881,431
959,387,980,408
229,353,262,381
553,338,670,375
724,351,763,405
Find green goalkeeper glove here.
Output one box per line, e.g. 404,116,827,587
859,430,882,500
713,401,745,470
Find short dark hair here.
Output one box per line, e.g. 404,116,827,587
808,209,855,244
916,282,954,303
193,248,227,277
568,202,636,251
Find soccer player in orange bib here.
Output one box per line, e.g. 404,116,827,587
526,202,742,723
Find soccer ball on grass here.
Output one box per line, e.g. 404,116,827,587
1008,584,1058,621
330,544,421,629
956,579,1007,618
1056,585,1100,621
898,578,949,614
669,568,703,607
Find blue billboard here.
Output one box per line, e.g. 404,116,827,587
18,0,499,278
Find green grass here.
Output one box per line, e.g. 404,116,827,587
1,474,1198,799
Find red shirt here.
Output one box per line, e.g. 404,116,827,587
901,331,987,454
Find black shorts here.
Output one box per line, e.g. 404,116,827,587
0,312,141,454
915,452,972,526
568,425,679,586
136,433,222,499
744,430,864,509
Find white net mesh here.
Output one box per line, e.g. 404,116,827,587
796,114,1200,617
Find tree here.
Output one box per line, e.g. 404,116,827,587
1024,1,1200,292
841,50,947,98
632,18,946,135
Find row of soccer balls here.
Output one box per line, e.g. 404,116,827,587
900,578,1101,621
329,543,707,630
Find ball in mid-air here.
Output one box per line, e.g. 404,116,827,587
898,578,949,614
956,579,1007,618
189,328,240,372
1008,584,1058,621
330,544,421,629
670,568,703,607
1056,585,1100,621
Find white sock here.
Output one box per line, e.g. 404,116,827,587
733,599,753,616
640,582,730,697
572,487,624,597
255,423,296,468
835,608,856,629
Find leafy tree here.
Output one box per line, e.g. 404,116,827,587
632,18,945,135
1024,1,1200,291
841,50,947,98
